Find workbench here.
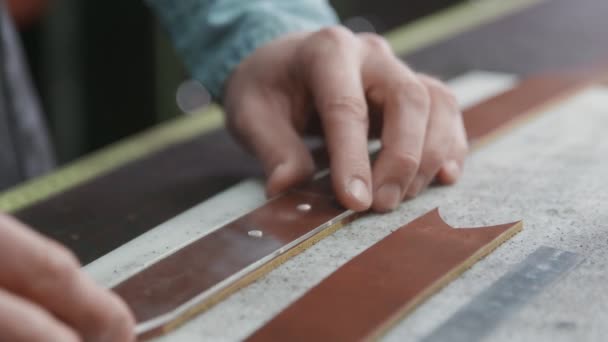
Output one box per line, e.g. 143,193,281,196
2,0,608,340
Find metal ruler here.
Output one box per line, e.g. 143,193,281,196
422,246,582,342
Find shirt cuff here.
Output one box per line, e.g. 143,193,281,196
194,18,327,100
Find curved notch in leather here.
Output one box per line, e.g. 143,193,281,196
409,207,520,230
246,208,522,342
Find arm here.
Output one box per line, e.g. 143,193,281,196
146,0,338,99
149,1,468,212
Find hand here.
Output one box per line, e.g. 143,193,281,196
224,26,468,212
0,213,135,341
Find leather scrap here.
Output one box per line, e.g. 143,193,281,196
245,209,522,341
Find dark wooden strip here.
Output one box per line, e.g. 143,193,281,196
246,209,522,341
14,130,262,264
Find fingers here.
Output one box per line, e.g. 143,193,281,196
0,288,79,342
226,93,316,197
0,214,135,342
371,80,430,211
357,33,466,210
360,43,431,211
302,27,372,211
437,158,466,185
405,75,468,198
222,27,467,212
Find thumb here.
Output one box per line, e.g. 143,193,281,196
227,100,315,197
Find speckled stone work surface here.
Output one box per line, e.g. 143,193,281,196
383,86,608,342
85,72,608,341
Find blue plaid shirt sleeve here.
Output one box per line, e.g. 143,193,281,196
146,0,338,100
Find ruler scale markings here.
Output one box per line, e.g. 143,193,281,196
421,246,582,342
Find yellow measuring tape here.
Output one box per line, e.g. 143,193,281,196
0,0,542,213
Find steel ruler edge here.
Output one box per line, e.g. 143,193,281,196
120,72,601,338
0,0,541,213
421,246,582,342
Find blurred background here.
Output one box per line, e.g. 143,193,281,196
9,0,463,164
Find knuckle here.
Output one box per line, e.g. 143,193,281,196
393,80,431,114
24,320,77,342
40,247,80,284
443,118,469,161
225,105,255,140
421,75,459,109
94,294,134,340
80,291,133,341
0,213,22,230
455,130,470,157
29,244,81,297
442,90,459,110
434,88,459,110
422,148,447,173
359,33,392,53
323,96,368,123
17,320,46,341
405,80,430,102
461,140,470,155
226,110,245,134
386,149,420,173
313,26,354,47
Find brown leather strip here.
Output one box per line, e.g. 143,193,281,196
114,183,358,336
115,190,344,323
462,72,597,147
246,209,522,342
113,72,596,339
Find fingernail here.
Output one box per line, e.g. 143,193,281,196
408,176,426,197
443,160,461,182
375,183,402,210
348,178,372,206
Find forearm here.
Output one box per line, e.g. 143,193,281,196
146,0,338,100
